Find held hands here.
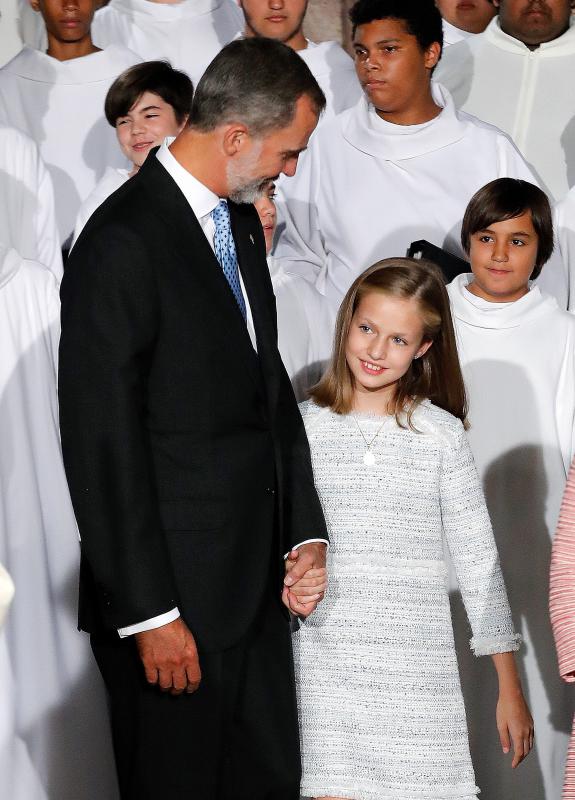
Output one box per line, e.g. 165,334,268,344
282,542,328,617
135,617,201,696
496,685,534,768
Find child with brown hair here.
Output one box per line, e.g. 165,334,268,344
448,177,575,799
291,256,532,800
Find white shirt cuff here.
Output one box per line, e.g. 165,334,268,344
284,538,329,559
117,607,180,638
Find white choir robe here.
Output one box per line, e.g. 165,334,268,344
556,185,575,309
0,0,23,67
436,17,575,201
0,45,141,242
92,0,243,85
17,0,46,51
0,245,119,800
0,123,62,280
273,83,565,362
269,255,330,400
297,41,361,118
447,274,575,800
0,562,45,800
72,165,130,247
442,18,476,48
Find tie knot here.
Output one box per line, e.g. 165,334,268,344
211,199,230,228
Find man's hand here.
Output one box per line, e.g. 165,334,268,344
135,617,201,696
282,542,327,618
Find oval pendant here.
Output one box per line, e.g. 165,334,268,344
363,450,376,466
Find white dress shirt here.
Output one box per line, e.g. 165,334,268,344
119,139,326,637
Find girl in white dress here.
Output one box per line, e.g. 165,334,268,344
292,257,533,800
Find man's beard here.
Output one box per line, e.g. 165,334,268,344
226,143,277,205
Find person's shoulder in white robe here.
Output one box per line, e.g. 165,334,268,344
0,44,141,242
72,166,131,248
0,123,62,280
298,40,361,117
92,0,243,83
448,273,575,468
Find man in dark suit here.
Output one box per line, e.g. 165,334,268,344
58,38,328,800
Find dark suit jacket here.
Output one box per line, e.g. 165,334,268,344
58,152,327,652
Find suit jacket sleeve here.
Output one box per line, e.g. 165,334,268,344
275,359,328,555
59,224,179,630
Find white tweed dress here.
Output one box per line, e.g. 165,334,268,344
294,400,521,800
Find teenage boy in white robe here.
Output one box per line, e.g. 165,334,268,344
0,243,119,799
92,0,243,86
72,60,193,245
436,0,497,46
0,123,62,280
273,0,561,369
436,0,575,201
0,0,140,245
447,177,575,800
238,0,361,118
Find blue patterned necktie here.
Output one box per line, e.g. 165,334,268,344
211,200,247,321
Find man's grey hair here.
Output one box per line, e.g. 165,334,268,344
189,38,326,136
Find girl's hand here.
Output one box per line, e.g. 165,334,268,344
496,687,534,768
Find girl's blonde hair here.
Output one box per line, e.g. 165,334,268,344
310,257,468,429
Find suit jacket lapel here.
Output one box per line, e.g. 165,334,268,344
229,201,281,413
139,156,263,391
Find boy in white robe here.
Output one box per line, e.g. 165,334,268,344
92,0,243,86
0,244,119,799
239,0,361,118
72,60,193,245
0,123,62,280
273,0,557,364
436,0,497,47
436,0,575,201
0,0,140,244
448,178,575,800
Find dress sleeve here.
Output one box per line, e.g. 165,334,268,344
550,459,575,682
440,422,521,656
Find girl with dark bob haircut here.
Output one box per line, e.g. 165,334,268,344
461,178,554,280
105,60,194,127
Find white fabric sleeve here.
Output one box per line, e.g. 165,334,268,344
284,538,329,559
440,423,521,657
35,150,63,282
118,607,180,638
272,137,328,285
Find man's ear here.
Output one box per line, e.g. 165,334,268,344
29,0,41,12
424,42,442,71
221,123,250,156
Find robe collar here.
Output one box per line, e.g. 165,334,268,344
105,0,229,22
442,19,475,48
3,44,136,84
0,245,22,290
341,82,468,161
448,272,558,330
485,14,575,57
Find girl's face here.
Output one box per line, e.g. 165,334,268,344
345,291,432,410
253,182,277,254
116,91,187,171
467,211,538,303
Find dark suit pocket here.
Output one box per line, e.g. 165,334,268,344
159,499,226,531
